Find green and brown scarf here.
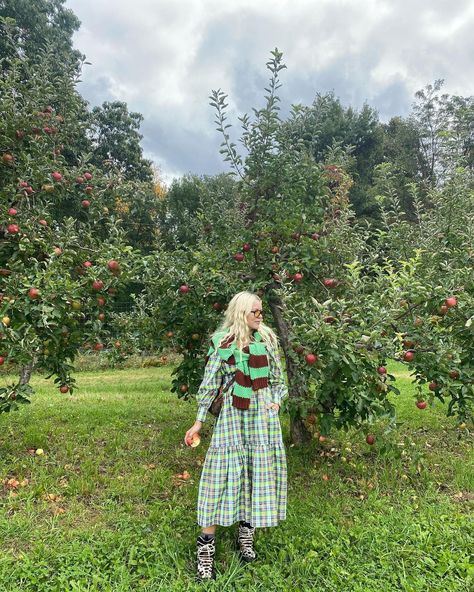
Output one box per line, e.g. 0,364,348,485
206,330,269,410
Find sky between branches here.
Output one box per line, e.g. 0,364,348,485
66,0,474,183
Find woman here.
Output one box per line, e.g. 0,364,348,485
184,291,288,581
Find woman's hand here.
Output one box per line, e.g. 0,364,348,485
267,403,280,413
184,421,202,446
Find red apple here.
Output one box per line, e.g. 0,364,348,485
83,261,92,268
0,356,5,365
416,400,427,410
449,370,460,379
323,278,337,288
81,200,90,208
212,302,222,311
85,186,93,194
7,224,20,234
305,353,318,365
179,284,190,294
8,208,17,216
39,219,48,227
242,243,251,252
292,344,305,354
366,434,375,445
15,130,25,140
180,384,189,393
429,381,439,391
291,232,301,240
28,288,40,299
19,181,29,188
2,153,13,164
51,171,62,181
403,351,414,362
59,385,69,394
310,232,320,240
107,260,120,272
76,176,84,184
445,296,457,308
94,343,104,351
439,304,448,315
97,296,106,306
107,288,116,295
271,246,279,254
84,172,93,180
233,253,244,262
377,366,387,375
92,280,104,291
98,312,105,321
293,273,304,282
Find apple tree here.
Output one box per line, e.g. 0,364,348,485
0,32,138,412
142,50,472,445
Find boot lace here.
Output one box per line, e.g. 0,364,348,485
197,537,215,579
238,525,256,560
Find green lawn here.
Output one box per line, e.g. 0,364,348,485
0,364,472,591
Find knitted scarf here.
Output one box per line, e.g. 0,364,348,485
206,330,269,410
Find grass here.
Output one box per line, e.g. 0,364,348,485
0,362,472,591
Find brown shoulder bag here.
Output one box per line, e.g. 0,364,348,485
209,375,236,417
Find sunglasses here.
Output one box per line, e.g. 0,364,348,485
250,309,263,318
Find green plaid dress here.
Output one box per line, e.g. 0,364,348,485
195,346,288,528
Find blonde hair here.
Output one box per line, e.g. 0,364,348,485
214,291,278,351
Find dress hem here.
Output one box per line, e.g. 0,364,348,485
198,516,286,529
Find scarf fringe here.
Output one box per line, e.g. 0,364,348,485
232,394,251,410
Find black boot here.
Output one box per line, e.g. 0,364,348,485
236,521,256,562
196,533,216,580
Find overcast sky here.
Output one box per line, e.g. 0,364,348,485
66,0,474,183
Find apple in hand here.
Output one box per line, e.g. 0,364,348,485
187,433,201,447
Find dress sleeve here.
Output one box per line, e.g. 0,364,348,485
268,347,288,406
195,349,223,423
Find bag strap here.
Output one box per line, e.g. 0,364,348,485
220,374,236,394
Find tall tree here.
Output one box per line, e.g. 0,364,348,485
285,93,384,220
156,174,238,249
89,101,153,182
0,0,83,71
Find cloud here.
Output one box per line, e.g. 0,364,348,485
66,0,474,181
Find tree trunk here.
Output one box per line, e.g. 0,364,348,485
268,292,312,446
19,359,35,386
